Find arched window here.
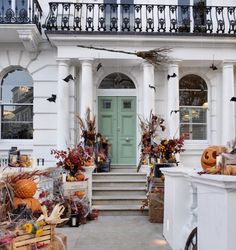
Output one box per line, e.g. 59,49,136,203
99,72,135,89
0,68,33,139
179,74,208,140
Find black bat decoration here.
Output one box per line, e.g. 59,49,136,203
63,74,74,82
167,73,177,80
149,84,156,92
209,64,218,71
170,110,180,115
230,97,236,102
96,63,102,71
47,94,56,103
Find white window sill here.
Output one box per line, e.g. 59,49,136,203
0,139,33,150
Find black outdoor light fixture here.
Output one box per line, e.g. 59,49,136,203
167,73,177,80
69,214,80,227
63,74,74,82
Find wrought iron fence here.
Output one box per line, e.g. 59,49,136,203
0,0,43,33
44,2,236,35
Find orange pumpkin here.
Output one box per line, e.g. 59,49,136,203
14,179,37,198
201,146,227,171
75,173,85,181
13,197,41,212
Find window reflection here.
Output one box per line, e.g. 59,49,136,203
1,69,33,139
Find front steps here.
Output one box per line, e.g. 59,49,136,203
92,165,148,216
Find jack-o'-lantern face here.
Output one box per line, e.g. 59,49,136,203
201,146,226,170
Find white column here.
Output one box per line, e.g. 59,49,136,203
167,63,180,138
80,59,94,117
143,61,155,118
222,62,235,145
57,60,70,150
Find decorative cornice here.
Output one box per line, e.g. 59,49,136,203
17,29,42,58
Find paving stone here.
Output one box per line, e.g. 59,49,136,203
56,216,171,250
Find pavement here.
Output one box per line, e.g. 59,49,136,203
56,216,171,250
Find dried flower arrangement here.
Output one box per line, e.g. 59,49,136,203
137,111,166,172
76,107,96,147
51,143,93,180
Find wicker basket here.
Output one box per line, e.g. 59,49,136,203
148,192,164,223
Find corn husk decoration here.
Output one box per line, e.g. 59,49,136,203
37,204,68,225
77,45,171,67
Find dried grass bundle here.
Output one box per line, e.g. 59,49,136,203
77,45,171,67
137,111,166,172
5,170,49,185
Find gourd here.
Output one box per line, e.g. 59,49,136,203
201,146,226,171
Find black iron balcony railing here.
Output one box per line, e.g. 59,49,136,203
44,2,236,36
0,0,43,33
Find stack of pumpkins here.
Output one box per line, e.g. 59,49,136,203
13,179,42,213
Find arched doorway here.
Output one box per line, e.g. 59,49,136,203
97,72,136,165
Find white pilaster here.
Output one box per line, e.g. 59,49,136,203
80,59,94,117
167,63,180,138
142,62,155,118
222,62,235,145
57,60,70,150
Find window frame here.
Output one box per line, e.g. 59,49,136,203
0,68,33,140
179,74,209,142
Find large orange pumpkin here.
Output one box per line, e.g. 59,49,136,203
201,146,227,171
14,179,37,198
13,197,41,212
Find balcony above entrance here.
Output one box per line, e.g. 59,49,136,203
44,2,236,36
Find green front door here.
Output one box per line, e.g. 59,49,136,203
98,96,136,164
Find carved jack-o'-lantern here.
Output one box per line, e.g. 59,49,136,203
201,146,227,171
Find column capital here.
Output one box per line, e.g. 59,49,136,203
142,60,154,68
223,60,236,66
168,60,182,68
56,58,70,66
80,58,94,67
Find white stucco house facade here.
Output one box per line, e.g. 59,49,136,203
0,0,235,168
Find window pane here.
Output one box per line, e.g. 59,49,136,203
1,70,33,103
1,122,33,139
2,105,33,122
99,72,135,89
123,100,131,109
103,100,111,109
179,90,207,106
180,107,207,123
180,124,207,140
1,104,33,138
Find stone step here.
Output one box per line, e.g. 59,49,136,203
110,165,137,173
92,195,146,205
111,168,137,173
93,173,146,180
92,205,148,216
93,187,146,196
93,179,146,188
